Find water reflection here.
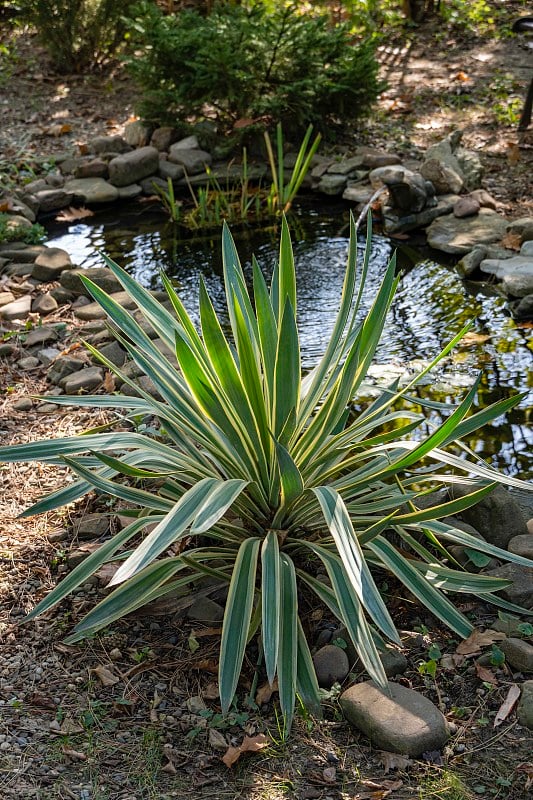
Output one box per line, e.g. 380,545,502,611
46,206,532,478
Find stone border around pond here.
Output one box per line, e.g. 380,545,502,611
1,123,532,320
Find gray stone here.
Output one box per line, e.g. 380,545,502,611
521,240,533,257
172,135,199,150
327,156,367,176
32,292,58,315
490,615,528,637
517,680,533,730
45,172,65,187
2,214,32,231
24,178,48,193
456,245,487,277
61,366,104,394
361,150,402,169
317,174,348,196
426,209,508,255
508,535,533,560
480,255,532,282
24,325,58,347
453,196,481,218
513,294,533,320
158,160,185,182
18,356,40,370
0,343,18,357
60,267,123,296
97,341,127,367
74,159,108,179
0,291,15,307
5,196,36,222
340,681,450,755
483,564,533,609
37,347,61,366
500,638,533,673
502,272,533,298
150,126,179,151
4,262,33,277
13,397,33,411
168,145,212,175
187,596,224,622
0,245,46,262
33,189,73,212
420,158,463,194
36,402,59,414
89,135,131,155
342,182,375,204
313,645,350,687
449,484,527,549
140,176,168,195
47,355,86,385
456,148,483,191
117,184,143,200
124,120,152,148
64,178,119,204
379,648,409,678
50,286,74,305
74,513,109,540
73,290,135,320
506,217,533,236
383,197,454,235
32,247,73,281
108,146,160,187
0,295,31,320
470,189,497,210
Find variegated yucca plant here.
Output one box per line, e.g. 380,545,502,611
2,216,532,731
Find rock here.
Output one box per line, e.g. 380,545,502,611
5,196,36,222
317,174,348,196
327,156,366,176
45,172,65,187
31,293,58,315
369,166,430,213
379,648,408,678
383,196,455,235
150,126,179,151
97,341,127,367
18,356,40,370
360,150,402,169
48,355,86,385
13,398,33,411
517,681,533,730
480,254,532,283
140,176,168,195
490,615,527,637
124,120,152,148
456,245,487,277
187,596,224,622
449,484,527,549
73,290,136,320
340,681,450,755
453,196,481,218
60,267,123,296
0,343,18,357
50,286,74,305
32,247,73,281
506,217,533,236
73,513,109,540
33,189,73,212
508,535,533,560
172,135,199,150
158,160,185,182
24,325,58,347
483,564,533,609
313,645,350,687
36,402,59,414
61,366,104,394
426,209,509,255
108,146,160,187
420,158,463,194
0,245,46,262
0,295,32,320
117,184,143,200
4,262,33,277
37,347,61,366
0,291,15,307
521,240,533,257
456,148,483,191
2,214,32,231
74,159,109,179
502,272,533,298
89,135,131,155
500,638,533,673
24,178,48,193
513,295,533,320
63,178,119,204
342,182,376,204
168,145,212,175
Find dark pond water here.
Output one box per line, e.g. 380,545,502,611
45,201,533,480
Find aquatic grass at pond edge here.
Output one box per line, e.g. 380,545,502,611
1,215,532,733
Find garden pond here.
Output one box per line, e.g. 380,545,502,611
45,201,533,480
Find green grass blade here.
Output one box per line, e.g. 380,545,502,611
219,537,260,713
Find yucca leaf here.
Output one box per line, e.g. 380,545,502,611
261,531,281,685
278,553,298,732
219,537,260,713
222,221,259,356
190,478,248,533
273,297,300,437
394,482,497,524
296,620,322,717
277,216,297,320
421,520,533,568
252,255,277,410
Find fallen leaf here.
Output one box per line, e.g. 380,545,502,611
162,760,177,774
103,371,115,393
256,677,278,706
188,633,200,653
59,716,84,735
56,206,95,222
516,763,533,791
208,728,227,751
27,692,57,710
0,200,14,212
222,733,270,768
494,684,520,727
92,664,120,687
355,779,403,799
191,659,218,673
43,123,72,137
191,627,222,638
62,746,87,761
475,662,498,684
500,231,522,251
454,71,470,82
379,751,412,773
78,143,89,155
323,766,336,782
203,682,219,700
455,629,505,657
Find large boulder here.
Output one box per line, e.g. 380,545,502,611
448,484,527,550
340,681,450,755
426,209,508,255
64,178,119,204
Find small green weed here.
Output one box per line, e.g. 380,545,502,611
0,214,47,245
